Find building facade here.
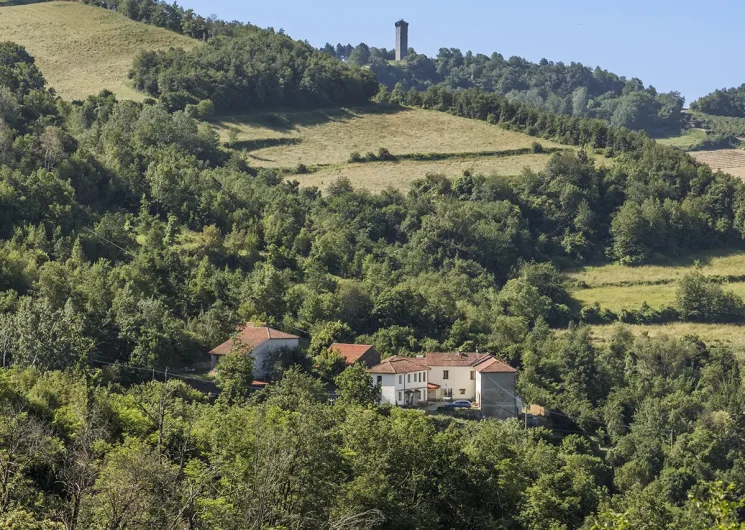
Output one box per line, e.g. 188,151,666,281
366,356,429,406
474,357,519,420
367,352,519,419
209,323,300,381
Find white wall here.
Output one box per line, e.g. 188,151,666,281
428,365,477,400
371,370,429,405
252,338,300,380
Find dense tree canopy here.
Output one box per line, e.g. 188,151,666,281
323,43,685,135
692,84,745,117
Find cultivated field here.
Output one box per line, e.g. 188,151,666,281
0,1,197,101
689,149,745,180
213,106,564,167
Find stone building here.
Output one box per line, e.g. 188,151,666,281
395,19,409,61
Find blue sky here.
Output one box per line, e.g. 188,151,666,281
176,0,743,103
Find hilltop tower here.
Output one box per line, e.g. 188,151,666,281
395,19,409,61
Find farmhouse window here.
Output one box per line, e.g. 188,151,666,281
377,376,382,384
443,370,449,380
470,371,475,380
460,389,466,395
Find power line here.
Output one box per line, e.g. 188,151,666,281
82,227,136,258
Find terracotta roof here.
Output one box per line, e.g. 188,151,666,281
427,382,441,389
210,323,299,356
366,356,429,374
475,357,517,373
329,343,375,365
425,352,493,367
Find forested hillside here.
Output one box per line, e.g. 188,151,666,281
5,1,745,526
322,42,685,135
692,84,745,118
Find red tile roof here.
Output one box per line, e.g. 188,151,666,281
210,323,299,356
475,357,517,373
427,383,441,389
329,343,375,365
366,356,429,374
424,352,492,367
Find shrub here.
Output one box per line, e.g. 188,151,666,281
195,99,215,119
531,141,544,154
377,147,396,161
348,151,363,163
295,163,309,174
676,270,745,323
579,303,617,324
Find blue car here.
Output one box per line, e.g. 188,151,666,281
444,400,472,409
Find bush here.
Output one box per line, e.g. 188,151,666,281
619,303,680,325
579,303,617,324
295,163,309,174
676,270,745,323
377,147,396,161
195,99,215,119
348,151,363,163
530,141,544,153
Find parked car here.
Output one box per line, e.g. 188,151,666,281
444,400,472,409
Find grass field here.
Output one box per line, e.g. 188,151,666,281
587,322,745,354
290,155,552,191
570,248,745,287
655,128,707,149
570,248,745,312
689,149,745,180
0,1,197,101
213,106,564,167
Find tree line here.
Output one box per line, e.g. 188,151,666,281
322,42,685,135
692,84,745,118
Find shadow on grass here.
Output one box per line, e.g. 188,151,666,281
232,137,302,151
212,103,410,133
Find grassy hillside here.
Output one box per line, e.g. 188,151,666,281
211,105,587,190
588,322,745,356
569,248,745,312
0,1,197,100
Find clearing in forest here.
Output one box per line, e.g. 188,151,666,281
0,1,198,101
212,106,565,167
569,248,745,312
588,322,745,356
212,106,575,190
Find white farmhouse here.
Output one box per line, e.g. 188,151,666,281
367,352,519,419
366,356,430,406
209,322,300,381
425,352,491,401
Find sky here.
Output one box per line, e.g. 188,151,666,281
176,0,744,103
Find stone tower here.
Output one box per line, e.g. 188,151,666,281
395,19,409,61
